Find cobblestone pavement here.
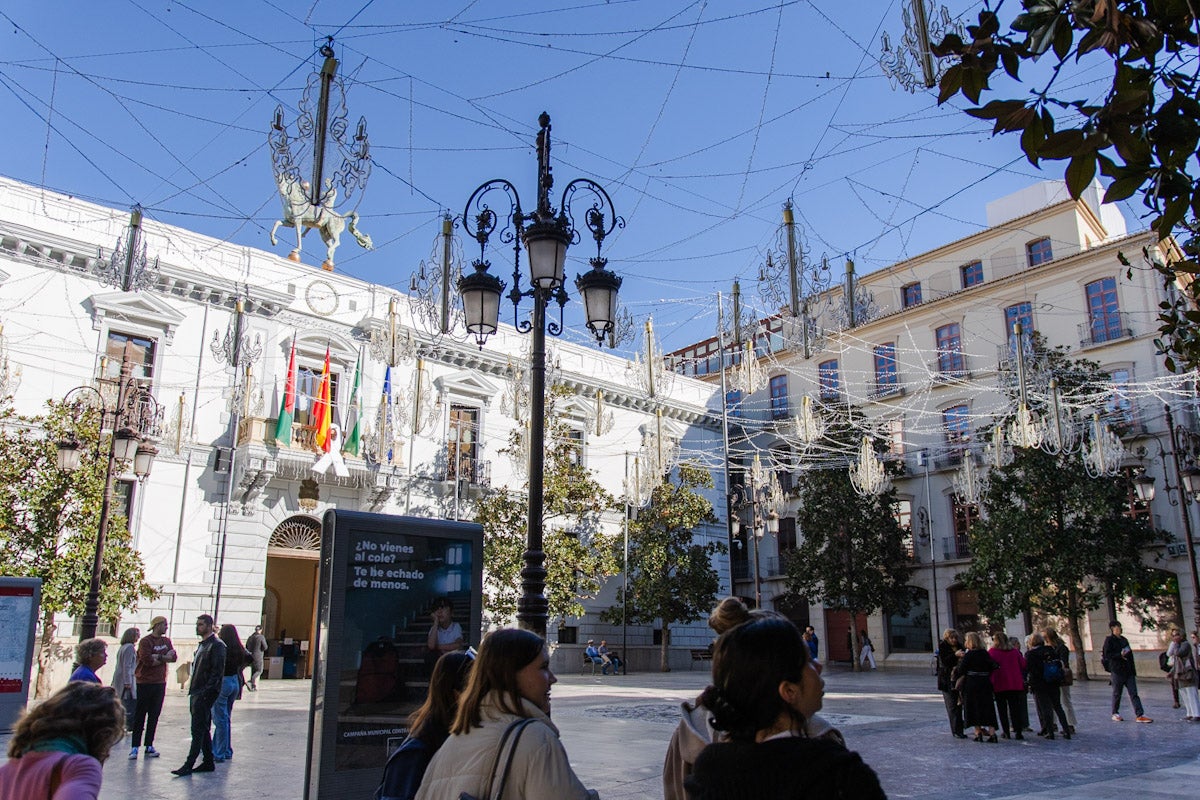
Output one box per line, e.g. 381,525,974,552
3,665,1196,799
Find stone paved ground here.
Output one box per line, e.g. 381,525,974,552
4,664,1197,799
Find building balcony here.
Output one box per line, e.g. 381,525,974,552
1078,312,1134,349
929,354,971,384
434,459,492,499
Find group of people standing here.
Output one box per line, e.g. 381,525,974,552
937,627,1080,742
0,613,270,800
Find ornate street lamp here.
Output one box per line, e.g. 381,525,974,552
56,357,162,641
459,113,623,637
730,455,783,609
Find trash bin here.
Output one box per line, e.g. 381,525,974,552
267,656,283,680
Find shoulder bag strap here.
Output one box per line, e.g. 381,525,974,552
478,718,527,800
489,718,536,800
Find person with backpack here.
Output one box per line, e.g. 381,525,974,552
1024,633,1070,739
376,650,474,800
1165,628,1199,721
1043,628,1076,734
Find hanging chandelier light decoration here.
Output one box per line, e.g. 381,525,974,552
1083,412,1127,477
849,436,891,496
793,394,827,446
756,201,833,359
986,423,1013,469
730,341,768,395
627,318,676,399
0,322,21,398
1040,378,1081,455
878,0,964,93
952,452,984,504
409,214,468,340
96,206,162,293
1008,402,1045,450
368,297,420,368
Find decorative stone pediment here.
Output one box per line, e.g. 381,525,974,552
434,371,499,406
88,291,186,344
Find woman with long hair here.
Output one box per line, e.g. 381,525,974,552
212,624,249,762
664,598,843,800
111,628,139,732
377,650,474,800
0,682,124,800
1043,628,1077,733
684,616,885,799
416,628,597,800
987,631,1025,739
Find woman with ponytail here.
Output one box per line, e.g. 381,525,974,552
684,615,886,800
663,599,845,800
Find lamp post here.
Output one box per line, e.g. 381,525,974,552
56,355,162,641
458,113,623,638
1131,404,1200,632
730,455,782,609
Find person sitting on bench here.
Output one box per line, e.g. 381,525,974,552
598,640,623,675
584,640,609,674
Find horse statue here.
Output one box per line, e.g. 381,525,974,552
270,176,373,271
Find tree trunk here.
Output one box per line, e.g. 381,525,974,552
849,618,861,672
1065,590,1090,682
35,611,57,699
660,624,671,672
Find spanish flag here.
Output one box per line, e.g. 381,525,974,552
313,347,332,452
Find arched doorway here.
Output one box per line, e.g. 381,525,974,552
263,515,322,679
947,584,982,634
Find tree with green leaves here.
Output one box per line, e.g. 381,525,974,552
604,463,722,672
0,399,157,697
968,344,1172,679
933,2,1200,372
474,385,619,626
961,446,1171,681
783,420,914,671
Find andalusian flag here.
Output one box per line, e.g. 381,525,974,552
343,351,362,456
274,335,297,445
313,347,332,452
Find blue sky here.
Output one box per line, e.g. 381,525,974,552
0,1,1132,354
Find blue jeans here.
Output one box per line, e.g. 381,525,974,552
211,675,240,759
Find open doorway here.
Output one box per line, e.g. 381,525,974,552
262,515,322,679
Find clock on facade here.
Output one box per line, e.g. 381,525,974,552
304,279,339,316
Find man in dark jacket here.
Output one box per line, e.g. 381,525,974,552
1101,621,1151,723
173,614,227,775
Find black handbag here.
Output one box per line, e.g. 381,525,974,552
459,718,536,800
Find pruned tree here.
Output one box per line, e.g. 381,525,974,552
782,422,914,671
604,463,722,672
474,385,619,626
933,3,1200,372
0,399,157,696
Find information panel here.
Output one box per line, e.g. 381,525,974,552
304,511,482,800
0,577,42,732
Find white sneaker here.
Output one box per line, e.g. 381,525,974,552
128,747,138,760
144,746,160,758
1111,713,1123,722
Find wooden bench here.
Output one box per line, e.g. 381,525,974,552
582,652,605,675
690,648,713,666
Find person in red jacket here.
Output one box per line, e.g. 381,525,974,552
130,615,177,760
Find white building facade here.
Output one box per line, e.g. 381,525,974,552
671,181,1196,670
0,176,727,685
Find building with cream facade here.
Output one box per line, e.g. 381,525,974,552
0,176,726,685
670,181,1195,669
